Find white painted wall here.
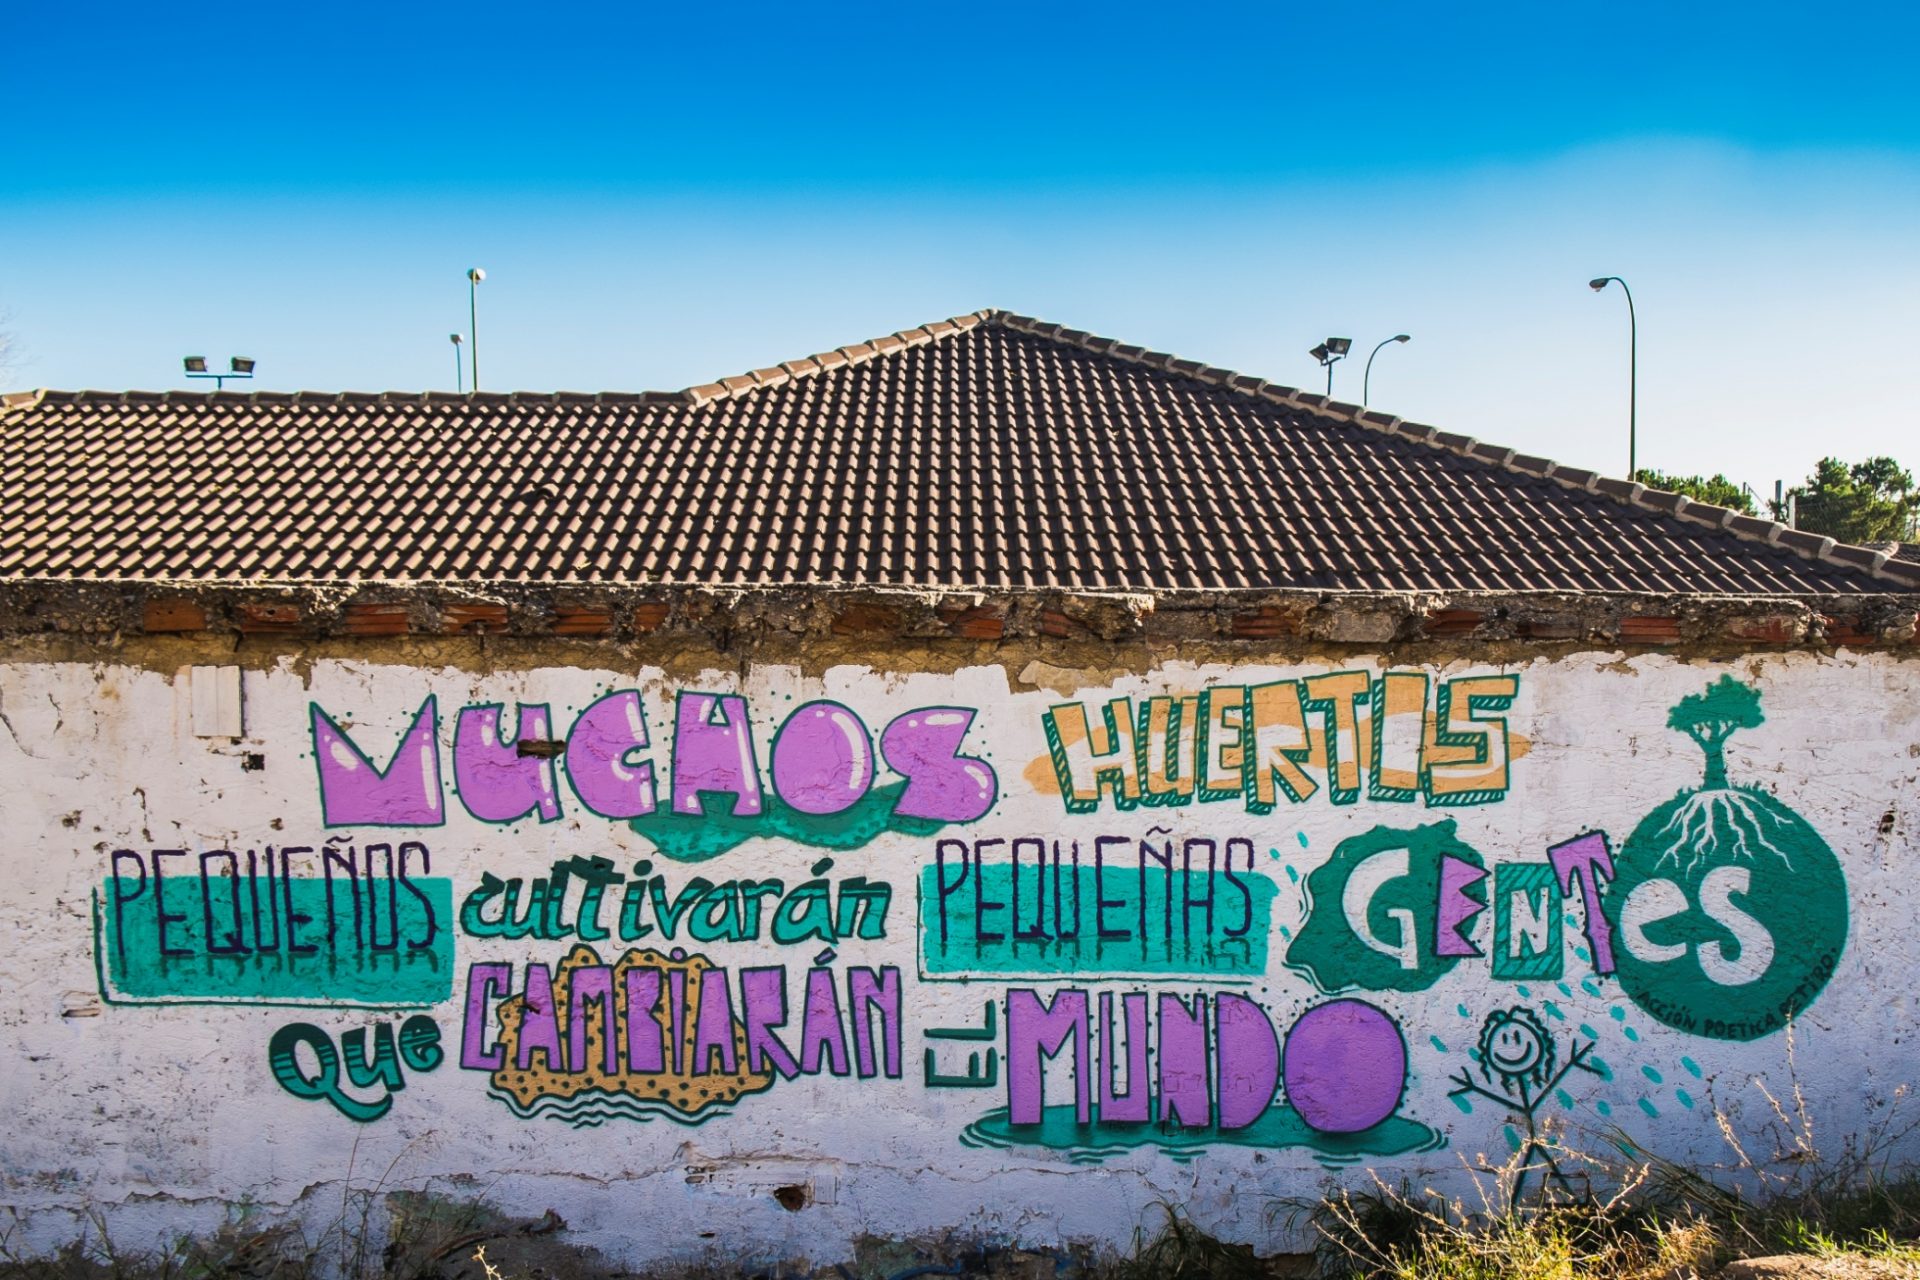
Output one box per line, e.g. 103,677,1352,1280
1,651,1914,1265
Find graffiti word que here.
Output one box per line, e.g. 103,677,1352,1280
269,1014,444,1122
461,856,890,945
100,844,453,1005
923,834,1277,977
312,691,996,830
1044,671,1517,815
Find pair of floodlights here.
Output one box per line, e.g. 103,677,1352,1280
182,355,255,391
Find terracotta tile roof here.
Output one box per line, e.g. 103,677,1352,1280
3,310,1913,593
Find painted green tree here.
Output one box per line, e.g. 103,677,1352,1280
1666,675,1763,790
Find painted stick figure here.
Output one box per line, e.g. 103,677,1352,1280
1449,1006,1601,1208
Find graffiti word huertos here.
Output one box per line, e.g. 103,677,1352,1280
460,946,902,1128
99,843,453,1005
311,690,998,835
460,856,890,945
921,833,1277,977
1044,671,1517,814
269,1014,445,1121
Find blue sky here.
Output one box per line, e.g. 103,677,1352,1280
4,2,1917,494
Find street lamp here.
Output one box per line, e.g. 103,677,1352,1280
449,333,465,394
1362,334,1411,407
1589,276,1637,478
183,355,256,391
1308,337,1352,398
466,267,485,392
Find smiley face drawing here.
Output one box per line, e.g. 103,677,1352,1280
1451,1006,1600,1208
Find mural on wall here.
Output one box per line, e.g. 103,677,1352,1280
57,659,1875,1193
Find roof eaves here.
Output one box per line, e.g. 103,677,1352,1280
991,310,1920,592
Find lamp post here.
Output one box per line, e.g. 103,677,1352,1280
466,267,486,392
450,333,465,394
183,356,256,391
1308,337,1352,398
1589,276,1636,478
1362,334,1411,407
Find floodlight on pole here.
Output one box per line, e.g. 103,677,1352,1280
183,355,255,391
450,333,465,394
466,267,485,393
1589,276,1637,478
1362,334,1411,407
1309,337,1352,398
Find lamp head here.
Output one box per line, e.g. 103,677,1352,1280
183,356,207,374
229,357,255,375
468,267,486,284
450,333,464,345
1309,343,1330,364
1326,337,1352,357
1393,333,1411,344
1589,277,1611,291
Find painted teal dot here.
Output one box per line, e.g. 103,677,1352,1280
1457,1004,1471,1018
1563,912,1579,928
1681,1057,1702,1079
1589,1056,1614,1082
1610,1007,1627,1022
1580,981,1601,998
1278,926,1292,941
1556,1089,1574,1110
1269,848,1282,860
1285,865,1299,884
1641,1065,1663,1084
1557,983,1573,998
1638,1098,1659,1119
1504,1126,1522,1153
1543,1002,1566,1021
1451,1094,1473,1115
1578,1024,1600,1041
1595,1100,1612,1117
1517,985,1532,998
1574,946,1591,963
1676,1089,1695,1110
1430,1036,1449,1053
1296,832,1309,848
1624,1027,1640,1043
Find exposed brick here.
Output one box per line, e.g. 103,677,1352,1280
832,603,902,636
552,607,613,637
1725,614,1806,645
1820,614,1882,647
1038,609,1083,639
441,601,509,634
938,604,1005,640
631,602,671,633
1424,608,1484,638
1230,606,1299,639
1619,615,1682,644
340,602,410,637
142,599,206,633
237,602,304,635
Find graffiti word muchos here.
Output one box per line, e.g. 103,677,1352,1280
311,691,997,829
